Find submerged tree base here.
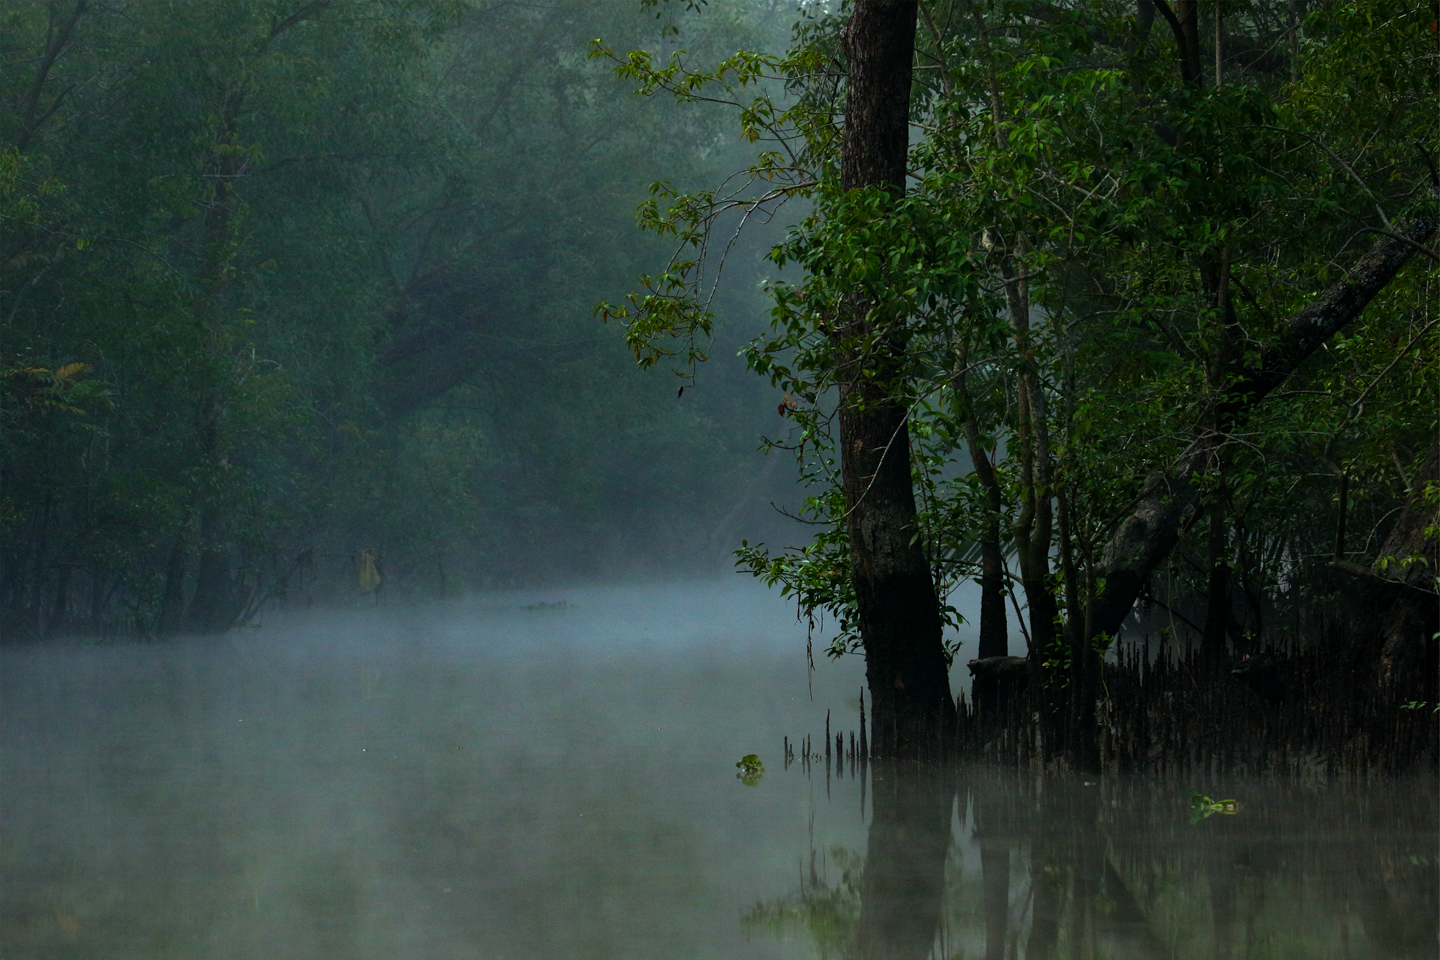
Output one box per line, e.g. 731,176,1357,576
958,624,1439,777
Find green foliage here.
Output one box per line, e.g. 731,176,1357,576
735,753,764,784
1189,792,1243,823
604,0,1438,661
1,0,792,635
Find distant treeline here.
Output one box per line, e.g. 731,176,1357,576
1,0,795,639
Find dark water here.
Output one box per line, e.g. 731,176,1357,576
1,582,1435,959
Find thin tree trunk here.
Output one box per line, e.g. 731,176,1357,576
972,4,1060,748
1200,249,1237,660
951,355,1008,659
180,9,322,633
46,562,70,639
184,94,246,634
838,0,954,760
157,533,189,634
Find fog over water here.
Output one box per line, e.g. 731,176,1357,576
2,581,1435,959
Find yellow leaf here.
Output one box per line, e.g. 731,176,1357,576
55,363,86,379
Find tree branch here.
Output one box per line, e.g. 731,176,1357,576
1087,211,1439,641
270,0,330,39
16,0,87,152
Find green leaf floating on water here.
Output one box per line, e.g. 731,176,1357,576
1190,792,1242,823
736,754,764,786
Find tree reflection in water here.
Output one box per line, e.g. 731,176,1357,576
745,768,1437,960
856,764,955,960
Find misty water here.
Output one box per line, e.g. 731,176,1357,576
2,581,1435,959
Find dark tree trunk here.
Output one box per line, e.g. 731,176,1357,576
14,0,87,153
976,499,1009,659
46,562,70,639
182,101,246,635
187,502,249,634
838,0,954,760
1200,253,1237,659
1155,0,1203,88
157,534,189,635
971,9,1059,751
1086,214,1437,645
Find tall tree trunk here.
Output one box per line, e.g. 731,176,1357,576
1002,251,1059,735
46,562,70,639
838,0,954,760
972,5,1060,752
184,96,248,635
973,455,1009,660
180,9,324,633
1162,0,1237,663
1200,247,1240,661
14,0,87,153
951,356,1008,659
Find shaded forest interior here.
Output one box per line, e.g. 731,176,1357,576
2,1,801,640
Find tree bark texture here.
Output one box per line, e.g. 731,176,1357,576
1087,213,1438,645
839,0,955,760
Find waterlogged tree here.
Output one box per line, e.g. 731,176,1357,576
597,0,1436,762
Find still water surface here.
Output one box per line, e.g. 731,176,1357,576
1,581,1434,959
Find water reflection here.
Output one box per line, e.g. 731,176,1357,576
751,767,1438,960
1,584,1434,959
856,766,953,960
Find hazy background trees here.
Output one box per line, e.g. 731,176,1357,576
1,0,800,637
